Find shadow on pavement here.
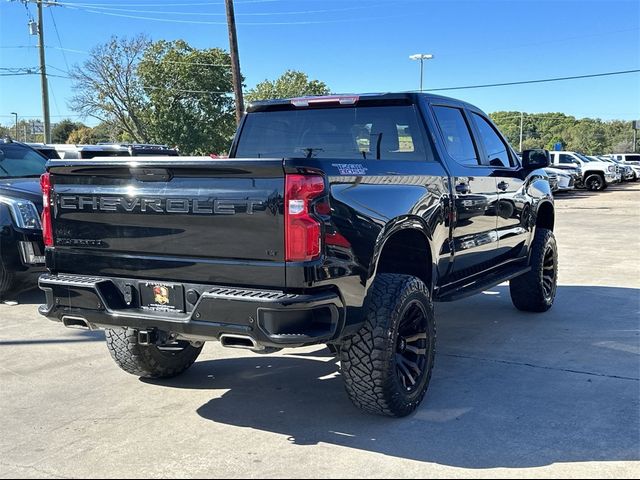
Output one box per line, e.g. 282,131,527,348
0,329,104,346
142,285,640,469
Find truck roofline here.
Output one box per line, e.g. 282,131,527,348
246,91,475,113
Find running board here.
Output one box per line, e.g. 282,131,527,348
434,265,531,302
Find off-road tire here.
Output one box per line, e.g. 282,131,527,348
340,274,436,417
0,261,15,300
510,227,558,312
105,328,203,379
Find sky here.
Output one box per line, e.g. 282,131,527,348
0,0,639,128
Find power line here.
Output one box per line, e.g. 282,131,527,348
49,8,71,73
424,69,640,92
56,0,302,7
60,4,410,25
58,2,381,16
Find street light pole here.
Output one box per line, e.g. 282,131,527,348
409,53,434,92
10,112,18,140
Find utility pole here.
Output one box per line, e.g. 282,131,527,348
519,111,524,152
11,113,18,140
225,0,244,125
37,0,52,143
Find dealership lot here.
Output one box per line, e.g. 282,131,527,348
0,183,638,479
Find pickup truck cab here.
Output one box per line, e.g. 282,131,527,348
548,150,616,190
38,93,557,416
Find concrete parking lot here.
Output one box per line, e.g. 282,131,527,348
1,183,638,479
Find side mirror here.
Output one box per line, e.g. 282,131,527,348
522,149,550,169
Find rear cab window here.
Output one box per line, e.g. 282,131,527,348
431,105,479,166
235,104,435,162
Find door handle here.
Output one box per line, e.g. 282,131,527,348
455,183,470,194
497,181,509,191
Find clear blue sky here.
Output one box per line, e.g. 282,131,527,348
1,0,639,127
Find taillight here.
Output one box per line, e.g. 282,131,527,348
284,174,325,262
40,173,53,247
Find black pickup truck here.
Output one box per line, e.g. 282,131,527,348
39,93,557,417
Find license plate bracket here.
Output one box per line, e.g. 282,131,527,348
139,282,185,313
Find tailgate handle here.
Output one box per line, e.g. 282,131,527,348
131,168,172,182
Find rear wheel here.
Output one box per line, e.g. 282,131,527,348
340,274,436,417
584,173,605,191
105,328,203,379
510,228,558,312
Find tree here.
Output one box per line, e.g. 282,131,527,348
245,70,330,103
67,127,99,144
52,119,85,143
69,35,151,143
137,40,237,155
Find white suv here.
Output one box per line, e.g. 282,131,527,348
548,151,616,191
607,153,640,165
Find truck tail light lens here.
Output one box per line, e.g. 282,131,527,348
40,173,53,247
285,174,325,262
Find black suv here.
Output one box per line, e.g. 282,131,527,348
0,139,47,300
38,93,557,416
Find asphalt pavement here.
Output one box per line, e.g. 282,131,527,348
1,182,638,478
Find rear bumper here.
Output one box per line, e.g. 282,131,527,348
38,273,345,348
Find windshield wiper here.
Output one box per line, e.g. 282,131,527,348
298,147,324,159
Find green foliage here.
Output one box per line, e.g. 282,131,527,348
245,70,330,103
490,111,636,154
70,35,152,143
138,40,236,155
52,119,86,143
66,122,123,144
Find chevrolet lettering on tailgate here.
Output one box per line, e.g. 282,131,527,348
58,196,265,215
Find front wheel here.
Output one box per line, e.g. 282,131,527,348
105,328,203,379
510,228,558,312
340,274,436,417
584,173,605,191
0,261,15,301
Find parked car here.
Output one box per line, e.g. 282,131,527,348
45,143,179,160
590,156,624,182
26,143,61,160
606,153,640,165
601,156,640,181
0,138,47,300
545,169,559,192
545,167,574,192
38,93,557,417
548,151,616,191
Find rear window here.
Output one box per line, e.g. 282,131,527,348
235,105,433,161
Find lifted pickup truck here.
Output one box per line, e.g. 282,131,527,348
39,93,557,417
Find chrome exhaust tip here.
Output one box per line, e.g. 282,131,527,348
219,334,264,351
61,316,93,330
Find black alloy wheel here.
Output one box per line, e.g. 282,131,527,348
395,301,429,392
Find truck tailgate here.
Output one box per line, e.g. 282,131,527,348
46,158,286,287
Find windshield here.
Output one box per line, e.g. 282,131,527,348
0,143,47,178
576,153,592,162
235,105,433,161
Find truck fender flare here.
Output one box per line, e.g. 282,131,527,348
366,216,438,294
